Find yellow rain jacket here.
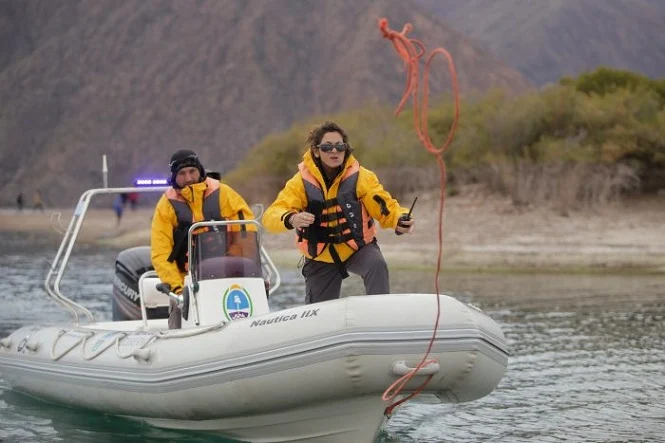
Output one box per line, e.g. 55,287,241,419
263,151,409,263
151,178,255,293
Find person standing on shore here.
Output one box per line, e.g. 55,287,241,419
262,121,415,305
127,192,139,210
16,193,24,212
33,190,44,212
113,194,126,226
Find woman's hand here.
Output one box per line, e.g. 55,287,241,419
290,211,316,229
395,217,415,235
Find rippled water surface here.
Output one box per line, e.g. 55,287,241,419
1,233,664,442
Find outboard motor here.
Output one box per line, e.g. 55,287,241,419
112,246,168,321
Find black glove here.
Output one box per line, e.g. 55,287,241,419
155,283,171,295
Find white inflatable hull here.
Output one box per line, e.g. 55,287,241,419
0,294,508,442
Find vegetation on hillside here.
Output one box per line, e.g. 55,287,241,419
0,0,530,207
226,68,665,213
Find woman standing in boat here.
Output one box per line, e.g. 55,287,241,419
262,121,415,304
151,149,254,329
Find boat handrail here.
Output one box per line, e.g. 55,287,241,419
261,243,282,296
46,186,168,325
46,187,281,326
137,270,160,330
44,189,93,322
251,203,265,220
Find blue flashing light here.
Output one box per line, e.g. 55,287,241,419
134,178,169,187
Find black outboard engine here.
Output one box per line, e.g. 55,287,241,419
112,246,168,321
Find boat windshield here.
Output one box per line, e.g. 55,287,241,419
192,229,262,281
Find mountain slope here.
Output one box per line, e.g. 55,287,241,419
0,0,531,206
417,0,665,85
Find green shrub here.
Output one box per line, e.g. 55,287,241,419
226,68,665,207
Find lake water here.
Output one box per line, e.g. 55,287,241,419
1,232,664,442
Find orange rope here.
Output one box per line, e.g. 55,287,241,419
378,18,460,417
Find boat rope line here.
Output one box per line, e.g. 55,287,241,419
378,18,461,416
154,321,228,339
114,333,153,360
82,332,122,361
50,330,95,361
42,322,227,363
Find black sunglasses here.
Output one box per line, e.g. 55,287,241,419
316,143,349,153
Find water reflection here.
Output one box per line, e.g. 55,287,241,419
0,389,238,443
379,270,665,443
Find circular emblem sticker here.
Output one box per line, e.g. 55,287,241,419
222,284,253,320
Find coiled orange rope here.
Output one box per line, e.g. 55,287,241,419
378,18,460,417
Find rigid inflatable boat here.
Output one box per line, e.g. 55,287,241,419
0,186,509,443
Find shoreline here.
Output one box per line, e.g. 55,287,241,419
1,191,664,274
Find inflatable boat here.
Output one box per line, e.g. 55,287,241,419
0,186,509,443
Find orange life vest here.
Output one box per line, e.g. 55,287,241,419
297,161,377,261
165,178,224,272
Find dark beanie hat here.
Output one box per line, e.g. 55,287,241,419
169,149,206,188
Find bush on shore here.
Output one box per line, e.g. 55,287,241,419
225,68,665,213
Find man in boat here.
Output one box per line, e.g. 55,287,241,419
151,149,255,329
262,121,415,304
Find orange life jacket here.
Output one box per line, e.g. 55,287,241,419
297,161,376,261
165,178,225,272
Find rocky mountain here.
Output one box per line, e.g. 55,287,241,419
0,0,531,206
416,0,665,85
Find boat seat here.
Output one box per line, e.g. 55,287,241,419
140,277,170,309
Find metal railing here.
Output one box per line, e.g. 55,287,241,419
45,186,280,325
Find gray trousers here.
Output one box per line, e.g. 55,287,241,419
302,242,390,304
168,299,181,329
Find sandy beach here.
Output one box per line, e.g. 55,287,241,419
2,190,664,273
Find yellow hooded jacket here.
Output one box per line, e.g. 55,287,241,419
262,151,409,263
151,178,255,293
